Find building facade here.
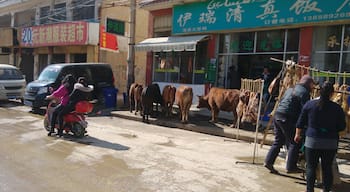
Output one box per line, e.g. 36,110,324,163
0,0,150,94
99,1,149,94
0,0,101,83
138,0,350,93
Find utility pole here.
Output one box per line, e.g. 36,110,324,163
127,0,136,91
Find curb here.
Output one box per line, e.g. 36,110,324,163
110,110,275,146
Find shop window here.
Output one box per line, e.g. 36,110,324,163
313,53,340,72
218,28,299,88
286,29,300,52
341,53,350,85
235,32,255,53
151,33,209,84
153,52,179,83
257,30,285,52
312,25,350,83
343,25,350,52
313,53,340,83
153,47,207,84
219,33,255,53
194,41,207,84
313,26,342,52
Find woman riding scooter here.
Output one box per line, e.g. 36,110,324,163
46,74,76,137
58,77,93,132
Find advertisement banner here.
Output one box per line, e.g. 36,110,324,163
100,25,119,52
173,0,350,34
21,21,88,47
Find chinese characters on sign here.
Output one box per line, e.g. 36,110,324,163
327,34,350,48
21,22,88,47
173,0,350,34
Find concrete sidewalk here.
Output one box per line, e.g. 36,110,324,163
110,106,350,162
111,107,275,146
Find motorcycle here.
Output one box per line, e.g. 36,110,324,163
43,100,94,138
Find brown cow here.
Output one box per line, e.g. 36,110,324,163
129,83,140,113
133,84,143,115
197,87,240,126
141,83,162,122
175,85,193,123
162,85,176,117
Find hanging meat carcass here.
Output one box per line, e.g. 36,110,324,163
236,89,250,127
241,92,260,124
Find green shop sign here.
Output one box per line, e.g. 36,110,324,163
173,0,350,34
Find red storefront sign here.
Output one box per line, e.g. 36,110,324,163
21,22,88,47
99,26,118,52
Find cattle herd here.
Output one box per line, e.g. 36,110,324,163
128,82,262,127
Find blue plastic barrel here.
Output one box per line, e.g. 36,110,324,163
103,87,118,108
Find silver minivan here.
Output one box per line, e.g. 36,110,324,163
0,64,26,101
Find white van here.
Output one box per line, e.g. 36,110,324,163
0,64,26,101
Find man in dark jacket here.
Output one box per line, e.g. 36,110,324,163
264,75,315,174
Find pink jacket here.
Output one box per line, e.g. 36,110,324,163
51,85,69,106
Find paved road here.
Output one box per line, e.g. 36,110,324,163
0,101,349,192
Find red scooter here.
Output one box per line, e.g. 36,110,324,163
43,100,93,138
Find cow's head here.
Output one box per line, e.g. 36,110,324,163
196,95,209,109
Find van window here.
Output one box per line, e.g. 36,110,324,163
0,68,24,80
92,66,113,83
37,66,61,81
73,66,92,83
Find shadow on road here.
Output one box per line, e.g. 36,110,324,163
62,134,130,151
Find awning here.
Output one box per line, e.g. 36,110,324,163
134,35,208,52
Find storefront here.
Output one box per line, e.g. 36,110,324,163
135,35,209,82
140,0,350,90
19,21,99,80
135,34,212,101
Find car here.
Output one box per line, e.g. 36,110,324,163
24,63,115,112
0,64,26,102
